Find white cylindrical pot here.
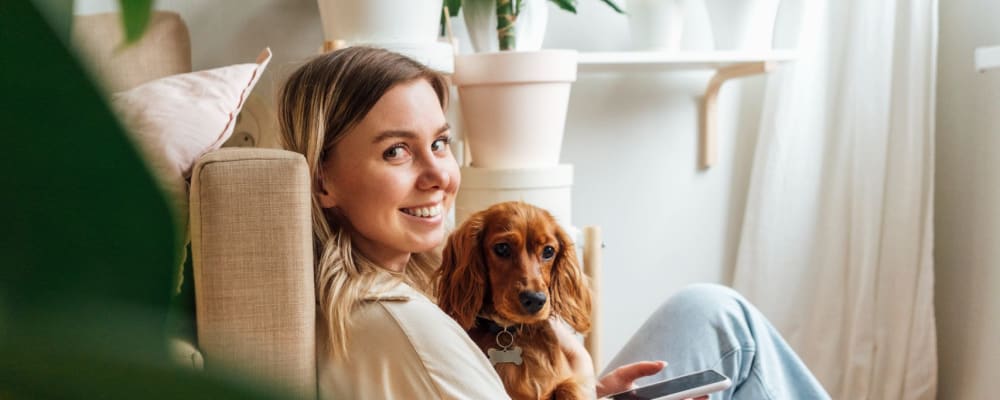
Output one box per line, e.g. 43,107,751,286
453,50,577,168
464,0,549,52
456,164,574,227
317,0,443,44
626,0,686,51
703,0,781,50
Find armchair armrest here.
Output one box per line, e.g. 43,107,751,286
189,148,316,398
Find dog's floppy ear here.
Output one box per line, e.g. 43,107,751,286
550,222,592,334
435,211,488,330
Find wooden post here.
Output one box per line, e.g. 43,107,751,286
583,226,603,371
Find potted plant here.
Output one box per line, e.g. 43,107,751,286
445,0,624,168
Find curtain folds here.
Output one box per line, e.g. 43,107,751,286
731,0,938,398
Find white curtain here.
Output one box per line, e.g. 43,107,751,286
731,0,937,398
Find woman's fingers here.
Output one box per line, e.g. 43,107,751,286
612,360,667,383
596,360,668,397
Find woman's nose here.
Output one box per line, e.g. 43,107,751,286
416,154,451,190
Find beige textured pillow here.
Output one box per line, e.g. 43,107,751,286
112,48,272,267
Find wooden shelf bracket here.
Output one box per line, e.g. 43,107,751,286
700,61,776,169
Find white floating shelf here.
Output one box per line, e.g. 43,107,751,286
576,50,798,169
975,46,1000,72
577,50,798,73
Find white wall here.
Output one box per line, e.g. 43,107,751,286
75,0,789,367
936,0,1000,398
543,3,771,366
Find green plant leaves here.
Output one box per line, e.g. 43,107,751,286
599,0,625,14
550,0,577,13
119,0,154,44
445,0,463,17
2,0,177,327
30,0,74,43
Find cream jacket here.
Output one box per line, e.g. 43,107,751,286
319,273,510,399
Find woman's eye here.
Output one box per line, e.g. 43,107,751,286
431,136,451,153
382,144,410,161
493,243,511,258
542,246,556,260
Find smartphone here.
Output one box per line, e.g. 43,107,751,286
607,369,732,400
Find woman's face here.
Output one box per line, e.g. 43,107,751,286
318,79,459,270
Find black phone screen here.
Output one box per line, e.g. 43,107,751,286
609,370,729,400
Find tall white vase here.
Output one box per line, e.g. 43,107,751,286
703,0,781,50
464,0,549,52
626,0,687,51
317,0,443,44
316,0,453,72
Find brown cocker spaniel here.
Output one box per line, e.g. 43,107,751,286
436,201,593,400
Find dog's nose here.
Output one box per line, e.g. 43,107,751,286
519,291,548,314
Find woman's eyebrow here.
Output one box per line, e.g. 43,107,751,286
372,130,417,143
372,123,451,143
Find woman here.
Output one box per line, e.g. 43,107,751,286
278,47,830,400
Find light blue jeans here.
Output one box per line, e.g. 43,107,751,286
603,284,831,400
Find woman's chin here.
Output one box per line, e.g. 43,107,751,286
409,233,446,254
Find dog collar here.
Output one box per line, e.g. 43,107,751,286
476,316,522,335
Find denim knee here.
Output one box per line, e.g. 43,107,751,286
660,284,746,322
652,283,755,351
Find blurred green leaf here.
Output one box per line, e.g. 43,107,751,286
0,1,277,397
599,0,625,14
1,312,293,399
1,0,177,330
119,0,153,44
550,0,577,13
31,0,74,43
445,0,462,17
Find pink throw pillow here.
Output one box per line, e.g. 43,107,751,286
112,48,272,241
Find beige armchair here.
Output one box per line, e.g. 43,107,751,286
75,11,603,400
189,148,317,398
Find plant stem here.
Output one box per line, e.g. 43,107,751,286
497,0,516,51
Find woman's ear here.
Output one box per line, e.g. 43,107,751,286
316,177,337,208
435,212,487,330
551,224,592,334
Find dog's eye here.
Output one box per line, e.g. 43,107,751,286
542,246,556,260
493,243,511,257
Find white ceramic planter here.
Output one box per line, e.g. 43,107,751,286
456,164,574,227
703,0,781,50
317,0,442,44
453,50,577,168
626,0,686,51
464,0,548,52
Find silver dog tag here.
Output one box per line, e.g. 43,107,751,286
488,346,523,365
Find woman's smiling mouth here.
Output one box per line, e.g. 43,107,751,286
400,204,443,218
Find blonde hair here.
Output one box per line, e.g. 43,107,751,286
277,47,450,358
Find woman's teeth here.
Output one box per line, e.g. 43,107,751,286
401,205,442,218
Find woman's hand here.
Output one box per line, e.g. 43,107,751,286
550,318,706,400
549,318,598,396
596,362,707,400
